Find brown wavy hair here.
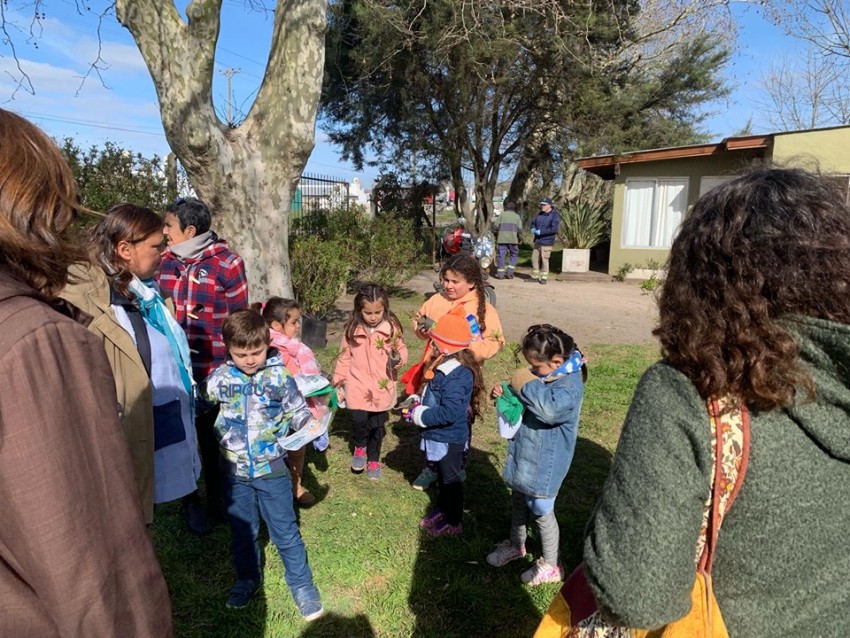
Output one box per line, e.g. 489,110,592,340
441,254,487,332
0,109,87,296
90,203,163,299
655,167,850,410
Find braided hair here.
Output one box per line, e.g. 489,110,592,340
521,323,587,380
441,254,487,332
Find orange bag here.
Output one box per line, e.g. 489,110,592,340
534,397,750,638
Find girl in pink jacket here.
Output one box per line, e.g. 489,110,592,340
333,284,408,480
256,297,327,507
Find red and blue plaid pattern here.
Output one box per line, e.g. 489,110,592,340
158,239,249,382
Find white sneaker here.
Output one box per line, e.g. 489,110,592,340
520,558,564,585
486,540,526,567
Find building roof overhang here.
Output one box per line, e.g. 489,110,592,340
576,135,771,180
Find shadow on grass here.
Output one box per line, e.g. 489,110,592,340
299,612,376,637
555,437,615,569
152,501,268,638
383,430,614,636
347,279,421,300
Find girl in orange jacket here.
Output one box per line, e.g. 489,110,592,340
333,283,408,479
410,254,505,490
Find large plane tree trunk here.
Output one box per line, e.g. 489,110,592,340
116,0,327,299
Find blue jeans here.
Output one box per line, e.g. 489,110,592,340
224,471,315,597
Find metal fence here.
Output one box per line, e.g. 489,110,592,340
291,173,350,220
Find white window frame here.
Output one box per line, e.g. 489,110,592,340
621,177,689,249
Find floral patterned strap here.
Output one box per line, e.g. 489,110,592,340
694,396,750,571
564,397,750,638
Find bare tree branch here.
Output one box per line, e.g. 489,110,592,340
757,49,850,129
761,0,850,61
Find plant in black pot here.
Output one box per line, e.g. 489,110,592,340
290,235,350,350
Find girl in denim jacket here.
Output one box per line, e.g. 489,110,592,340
486,324,586,585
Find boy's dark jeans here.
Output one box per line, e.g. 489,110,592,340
224,470,315,597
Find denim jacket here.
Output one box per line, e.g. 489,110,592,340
502,367,583,498
418,359,473,445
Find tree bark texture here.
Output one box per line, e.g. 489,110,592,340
116,0,328,300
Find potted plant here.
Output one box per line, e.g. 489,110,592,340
558,200,609,273
290,235,350,349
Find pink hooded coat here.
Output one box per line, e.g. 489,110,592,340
332,319,408,412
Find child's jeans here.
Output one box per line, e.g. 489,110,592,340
350,410,387,462
509,489,560,566
224,470,316,599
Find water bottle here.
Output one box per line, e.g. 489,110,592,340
466,314,482,342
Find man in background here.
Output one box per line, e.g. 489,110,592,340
493,201,523,279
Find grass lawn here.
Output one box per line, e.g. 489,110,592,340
152,334,659,637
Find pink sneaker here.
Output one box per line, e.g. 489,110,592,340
426,520,463,538
350,447,367,473
418,509,445,531
367,461,382,480
486,540,527,567
520,558,564,585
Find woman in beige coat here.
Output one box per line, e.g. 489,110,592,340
62,206,204,531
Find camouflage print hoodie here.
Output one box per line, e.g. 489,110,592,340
203,351,311,478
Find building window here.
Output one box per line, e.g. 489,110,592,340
622,178,688,248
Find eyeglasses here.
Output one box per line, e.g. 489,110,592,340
172,197,187,208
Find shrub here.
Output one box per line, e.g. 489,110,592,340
639,272,659,293
559,200,610,250
360,213,425,288
290,236,350,318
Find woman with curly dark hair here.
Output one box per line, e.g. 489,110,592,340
411,253,505,489
581,167,850,637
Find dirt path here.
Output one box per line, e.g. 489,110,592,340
335,269,661,347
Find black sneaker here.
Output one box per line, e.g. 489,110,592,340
226,579,260,609
539,278,548,285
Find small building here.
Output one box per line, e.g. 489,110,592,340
576,125,850,276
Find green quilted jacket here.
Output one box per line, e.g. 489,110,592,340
583,315,850,637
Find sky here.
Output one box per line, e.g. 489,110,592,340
0,2,807,189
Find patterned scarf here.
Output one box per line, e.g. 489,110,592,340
540,349,585,381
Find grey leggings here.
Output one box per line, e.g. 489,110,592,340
509,489,560,566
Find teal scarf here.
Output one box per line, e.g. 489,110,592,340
128,276,194,397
